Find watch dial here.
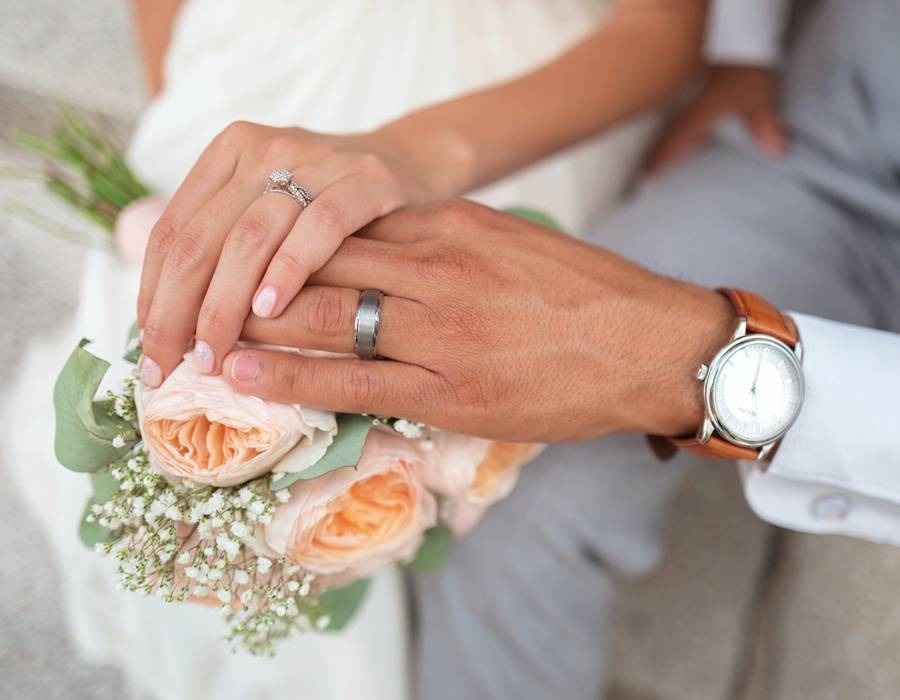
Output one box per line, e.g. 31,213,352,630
710,339,803,445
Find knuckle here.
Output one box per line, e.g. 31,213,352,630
281,357,306,398
263,134,297,162
140,321,172,352
308,199,344,237
341,364,383,410
146,216,179,258
355,152,389,179
228,213,269,252
165,234,207,275
217,120,254,148
273,248,311,279
197,302,226,333
300,287,347,337
414,243,479,285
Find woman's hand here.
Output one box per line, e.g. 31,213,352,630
644,64,785,175
137,121,439,386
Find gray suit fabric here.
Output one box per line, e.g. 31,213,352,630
412,2,900,698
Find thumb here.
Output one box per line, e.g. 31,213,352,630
747,111,787,156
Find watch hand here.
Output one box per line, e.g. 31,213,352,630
751,355,763,415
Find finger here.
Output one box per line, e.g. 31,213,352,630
254,176,403,319
643,116,711,176
306,236,419,297
748,111,787,156
137,137,239,329
139,179,260,386
223,349,442,419
241,285,426,362
193,193,302,374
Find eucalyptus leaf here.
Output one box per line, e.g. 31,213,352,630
317,578,371,632
404,524,453,572
90,469,120,503
504,206,564,232
54,339,132,472
123,321,141,363
270,414,376,490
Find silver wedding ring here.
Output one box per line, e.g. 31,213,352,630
354,289,384,360
264,168,313,208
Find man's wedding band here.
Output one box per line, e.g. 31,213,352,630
354,289,384,360
263,168,312,208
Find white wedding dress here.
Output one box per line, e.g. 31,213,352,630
3,1,657,698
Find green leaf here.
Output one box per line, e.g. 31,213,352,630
317,578,371,632
77,470,121,548
504,206,565,232
404,524,453,572
123,321,141,363
90,469,120,503
54,339,132,472
270,414,376,490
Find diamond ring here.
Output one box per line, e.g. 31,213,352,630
263,169,313,208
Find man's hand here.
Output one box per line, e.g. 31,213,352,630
645,64,785,175
224,201,734,443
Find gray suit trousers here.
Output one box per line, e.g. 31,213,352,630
411,2,900,698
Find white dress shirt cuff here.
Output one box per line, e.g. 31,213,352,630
741,314,900,544
705,0,790,66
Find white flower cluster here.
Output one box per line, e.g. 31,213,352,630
87,381,333,655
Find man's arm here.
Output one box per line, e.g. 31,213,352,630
742,314,900,543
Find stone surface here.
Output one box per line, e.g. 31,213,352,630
606,465,773,700
759,533,900,700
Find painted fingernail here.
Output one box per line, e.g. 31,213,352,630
252,285,278,318
232,355,260,383
140,355,163,387
193,340,215,374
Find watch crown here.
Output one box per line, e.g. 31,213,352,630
696,364,709,381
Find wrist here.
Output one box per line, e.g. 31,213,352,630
634,283,735,437
374,117,477,201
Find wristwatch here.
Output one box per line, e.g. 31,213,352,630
657,288,805,462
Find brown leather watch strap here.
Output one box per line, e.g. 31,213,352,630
669,435,761,461
649,288,798,463
719,288,798,347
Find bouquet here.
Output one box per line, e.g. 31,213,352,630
21,108,547,655
54,334,539,654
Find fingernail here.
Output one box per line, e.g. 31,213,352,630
252,285,278,318
232,355,260,383
193,340,215,374
140,355,163,387
138,328,145,343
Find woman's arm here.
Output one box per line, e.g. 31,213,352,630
130,0,183,96
378,0,708,198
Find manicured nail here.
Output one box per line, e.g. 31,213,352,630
232,355,260,383
140,355,163,387
193,340,215,374
252,285,277,318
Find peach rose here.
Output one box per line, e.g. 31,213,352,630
423,433,542,506
138,354,336,487
114,195,168,266
264,429,437,584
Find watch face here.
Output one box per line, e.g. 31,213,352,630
707,336,804,446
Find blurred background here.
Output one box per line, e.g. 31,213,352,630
2,2,900,699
